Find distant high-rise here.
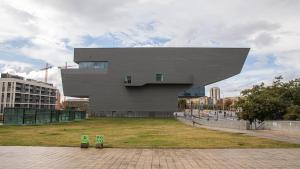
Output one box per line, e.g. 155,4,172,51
210,87,220,105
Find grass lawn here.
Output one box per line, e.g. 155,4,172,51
0,118,299,148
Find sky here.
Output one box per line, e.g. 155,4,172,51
0,0,300,98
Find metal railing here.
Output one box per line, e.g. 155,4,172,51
92,111,174,118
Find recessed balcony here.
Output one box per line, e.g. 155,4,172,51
124,74,193,87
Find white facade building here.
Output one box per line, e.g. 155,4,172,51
210,87,220,105
199,96,212,105
0,73,57,113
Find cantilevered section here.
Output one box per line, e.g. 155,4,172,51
61,47,249,115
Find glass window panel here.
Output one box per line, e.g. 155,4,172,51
79,62,108,70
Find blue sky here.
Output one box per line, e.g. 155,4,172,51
0,0,299,97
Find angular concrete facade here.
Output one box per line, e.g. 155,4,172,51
61,48,249,115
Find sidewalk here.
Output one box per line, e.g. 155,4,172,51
0,146,300,169
178,117,300,144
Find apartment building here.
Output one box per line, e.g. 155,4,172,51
210,87,221,105
0,73,57,113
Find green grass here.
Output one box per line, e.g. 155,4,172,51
0,118,299,148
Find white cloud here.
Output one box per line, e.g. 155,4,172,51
0,0,300,97
20,38,73,66
274,50,300,71
0,60,33,73
0,60,63,97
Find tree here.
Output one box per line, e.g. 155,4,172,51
216,99,223,110
284,105,300,120
178,99,187,111
224,99,233,110
237,76,300,124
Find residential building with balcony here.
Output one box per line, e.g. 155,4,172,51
0,73,58,113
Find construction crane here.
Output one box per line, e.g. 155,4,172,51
40,63,52,83
41,62,77,83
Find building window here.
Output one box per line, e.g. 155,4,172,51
7,82,11,90
124,75,132,84
1,94,4,102
156,73,164,82
78,62,108,70
2,82,5,92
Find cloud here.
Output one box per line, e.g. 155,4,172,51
0,59,63,95
0,0,300,97
19,41,72,66
0,3,36,42
274,50,300,71
251,32,279,48
206,53,300,97
0,60,34,74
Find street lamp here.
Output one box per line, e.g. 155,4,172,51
221,91,225,118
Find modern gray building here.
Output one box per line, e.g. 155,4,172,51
61,48,249,117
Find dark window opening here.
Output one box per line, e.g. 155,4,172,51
156,73,164,82
124,75,132,84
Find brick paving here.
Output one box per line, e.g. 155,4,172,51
0,146,300,169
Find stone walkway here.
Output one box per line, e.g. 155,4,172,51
178,117,300,144
0,146,300,169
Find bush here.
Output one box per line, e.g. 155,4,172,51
284,105,300,120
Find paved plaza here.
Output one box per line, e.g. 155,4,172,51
178,117,300,144
0,146,300,169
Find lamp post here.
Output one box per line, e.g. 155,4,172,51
190,98,193,117
221,91,225,118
